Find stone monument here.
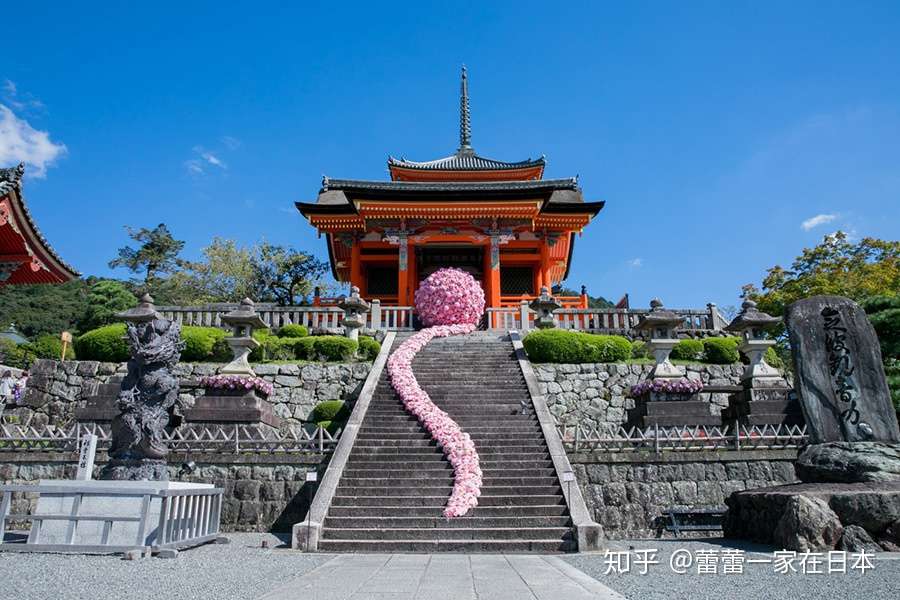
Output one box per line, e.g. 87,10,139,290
725,295,900,553
101,294,185,481
786,295,900,482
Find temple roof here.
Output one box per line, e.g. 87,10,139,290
388,67,545,181
0,163,80,285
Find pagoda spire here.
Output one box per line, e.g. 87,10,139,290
458,65,472,154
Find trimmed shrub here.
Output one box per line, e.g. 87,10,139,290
75,324,129,362
764,346,785,370
181,326,230,362
0,339,35,369
670,339,704,361
27,333,75,360
277,324,309,338
310,400,351,423
278,336,316,360
702,337,741,364
357,336,381,361
631,340,649,359
315,420,343,435
313,336,358,361
522,330,631,363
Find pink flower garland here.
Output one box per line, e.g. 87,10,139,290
388,323,482,517
385,267,486,518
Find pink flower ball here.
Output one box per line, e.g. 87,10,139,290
414,268,485,327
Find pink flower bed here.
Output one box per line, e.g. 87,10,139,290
386,268,485,518
200,374,274,396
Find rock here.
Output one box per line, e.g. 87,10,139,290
773,495,843,551
785,295,899,444
838,525,882,553
796,441,900,483
253,364,280,376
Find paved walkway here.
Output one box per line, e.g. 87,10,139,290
259,554,625,600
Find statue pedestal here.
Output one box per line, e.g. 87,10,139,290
722,380,803,427
186,389,281,429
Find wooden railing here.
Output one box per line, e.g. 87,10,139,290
486,302,725,332
157,302,414,332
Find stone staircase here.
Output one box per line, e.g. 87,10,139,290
318,331,576,552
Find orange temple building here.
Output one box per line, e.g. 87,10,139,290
0,163,78,286
297,68,603,310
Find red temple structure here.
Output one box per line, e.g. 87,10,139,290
0,163,79,285
297,68,603,309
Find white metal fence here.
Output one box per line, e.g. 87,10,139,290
0,422,341,454
558,423,808,453
485,303,728,332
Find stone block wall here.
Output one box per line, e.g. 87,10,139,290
0,452,324,532
10,359,371,427
533,363,789,430
570,450,799,538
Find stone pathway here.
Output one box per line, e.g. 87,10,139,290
258,554,625,600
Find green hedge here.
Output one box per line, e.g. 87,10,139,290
703,337,741,364
764,346,785,370
630,340,649,359
523,330,632,363
181,326,230,362
313,336,358,361
277,324,309,338
75,324,129,362
670,339,704,361
357,336,381,361
0,339,35,369
310,400,351,423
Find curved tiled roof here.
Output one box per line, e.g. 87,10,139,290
0,163,80,282
387,151,545,172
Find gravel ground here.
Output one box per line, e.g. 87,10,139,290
0,533,332,600
564,539,900,600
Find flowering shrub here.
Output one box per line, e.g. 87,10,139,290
200,374,274,396
629,378,704,397
387,322,482,517
414,267,485,327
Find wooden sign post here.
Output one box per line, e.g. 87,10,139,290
60,331,73,361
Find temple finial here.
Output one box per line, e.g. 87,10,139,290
459,65,472,152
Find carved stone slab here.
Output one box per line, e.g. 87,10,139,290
785,295,899,444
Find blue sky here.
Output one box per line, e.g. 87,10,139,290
3,1,899,309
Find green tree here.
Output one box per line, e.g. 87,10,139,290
109,223,185,288
182,237,258,303
556,287,615,308
78,280,137,331
744,231,900,319
254,243,328,306
0,279,90,337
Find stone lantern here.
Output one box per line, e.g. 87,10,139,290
219,298,268,376
634,298,684,379
725,299,783,385
529,286,562,329
338,286,370,341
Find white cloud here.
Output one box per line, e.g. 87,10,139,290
0,104,66,178
184,159,204,175
185,145,228,175
801,213,837,231
221,136,240,150
3,80,16,95
627,258,643,268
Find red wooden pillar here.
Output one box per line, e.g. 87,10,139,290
350,238,363,293
487,234,501,308
397,233,409,306
540,239,551,291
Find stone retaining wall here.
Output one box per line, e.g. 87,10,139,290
533,363,790,429
0,452,324,532
570,450,800,537
8,359,371,427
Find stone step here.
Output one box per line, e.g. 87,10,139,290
349,446,550,456
339,476,561,487
316,539,576,553
358,424,542,433
355,432,544,441
320,526,573,541
352,439,546,448
324,515,572,529
331,494,565,507
341,468,559,479
745,413,805,426
334,486,562,497
327,505,570,518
